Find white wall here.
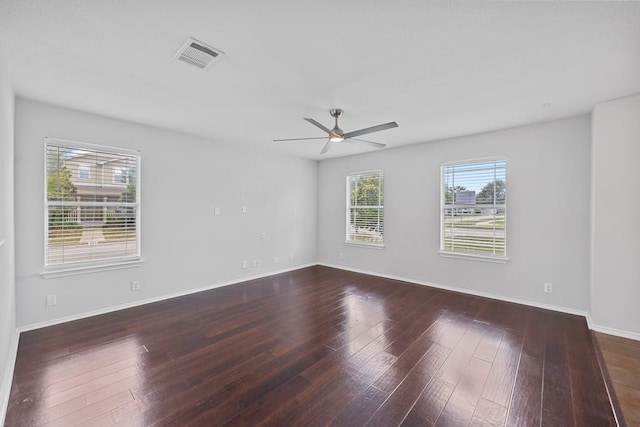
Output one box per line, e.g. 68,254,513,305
14,99,318,328
591,94,640,338
0,49,16,424
319,116,592,313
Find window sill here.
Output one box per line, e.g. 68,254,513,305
438,250,509,264
41,259,144,278
344,241,385,249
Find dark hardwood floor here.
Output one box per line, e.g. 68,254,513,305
6,266,616,426
595,331,640,426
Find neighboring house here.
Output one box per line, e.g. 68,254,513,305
64,153,132,225
455,190,476,205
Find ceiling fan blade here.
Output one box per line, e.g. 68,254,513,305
304,118,332,134
349,138,387,149
320,140,332,154
343,121,398,139
273,137,327,142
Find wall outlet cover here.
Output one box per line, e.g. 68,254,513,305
46,294,57,306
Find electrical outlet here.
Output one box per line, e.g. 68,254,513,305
214,207,221,216
273,256,279,264
241,260,248,269
544,282,552,294
131,280,141,291
251,259,257,268
46,294,57,306
261,231,266,239
242,206,247,213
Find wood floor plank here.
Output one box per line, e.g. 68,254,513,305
541,314,574,426
366,343,451,425
596,331,640,426
565,318,617,426
44,389,134,427
480,330,523,408
5,265,617,426
400,377,455,426
434,357,493,426
504,309,545,427
470,397,507,426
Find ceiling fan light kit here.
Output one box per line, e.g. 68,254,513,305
328,109,345,142
274,109,398,154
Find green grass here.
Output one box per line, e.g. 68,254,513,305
443,235,505,255
443,216,505,230
103,228,136,241
48,229,82,245
348,233,383,245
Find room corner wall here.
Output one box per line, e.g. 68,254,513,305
0,48,17,425
318,116,592,315
591,93,640,339
14,99,318,328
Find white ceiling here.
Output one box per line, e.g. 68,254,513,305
1,1,639,160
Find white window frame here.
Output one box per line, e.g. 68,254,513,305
439,157,508,263
43,138,142,277
345,170,384,248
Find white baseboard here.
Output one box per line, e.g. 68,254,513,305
18,263,316,333
588,320,640,342
0,331,19,426
16,261,640,341
318,262,589,318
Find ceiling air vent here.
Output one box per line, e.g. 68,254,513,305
175,38,224,70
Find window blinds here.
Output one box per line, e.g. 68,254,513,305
45,140,140,267
441,159,506,257
347,170,384,245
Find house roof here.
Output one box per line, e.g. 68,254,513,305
1,1,639,160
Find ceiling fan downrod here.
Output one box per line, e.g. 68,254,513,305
329,109,345,142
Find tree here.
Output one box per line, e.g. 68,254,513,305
350,175,384,239
47,162,76,202
477,180,506,204
118,169,137,203
47,153,78,227
351,175,383,206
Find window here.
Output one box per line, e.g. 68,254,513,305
45,138,140,270
346,170,384,246
78,164,90,179
441,158,506,259
113,167,128,184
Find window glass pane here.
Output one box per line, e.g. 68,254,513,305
78,165,90,179
45,141,140,267
441,160,506,257
347,171,384,245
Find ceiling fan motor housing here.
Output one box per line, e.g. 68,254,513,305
329,109,345,141
330,109,343,118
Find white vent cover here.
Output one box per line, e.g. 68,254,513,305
175,38,224,70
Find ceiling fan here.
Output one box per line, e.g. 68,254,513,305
273,109,398,154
